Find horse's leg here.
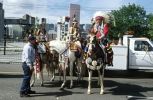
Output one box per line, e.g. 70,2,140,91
59,55,63,82
97,71,100,86
69,61,74,89
30,68,35,87
81,63,86,80
60,63,66,89
40,64,44,86
76,59,79,80
50,62,55,82
46,62,50,78
76,58,82,81
98,66,104,95
49,62,54,82
50,67,55,82
58,64,62,81
79,61,84,80
48,62,52,81
87,70,92,94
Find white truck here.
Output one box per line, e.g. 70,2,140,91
106,35,153,70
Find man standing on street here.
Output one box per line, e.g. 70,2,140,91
20,35,36,97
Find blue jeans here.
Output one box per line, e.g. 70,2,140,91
20,62,32,93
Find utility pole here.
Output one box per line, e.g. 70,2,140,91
3,26,6,55
0,2,4,41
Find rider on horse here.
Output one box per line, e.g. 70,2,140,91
69,15,80,42
68,15,82,55
89,11,113,66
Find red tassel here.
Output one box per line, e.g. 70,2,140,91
103,24,109,36
35,51,41,73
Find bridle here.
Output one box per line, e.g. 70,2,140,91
87,40,100,58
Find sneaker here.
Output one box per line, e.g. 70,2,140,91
27,90,36,94
20,93,30,97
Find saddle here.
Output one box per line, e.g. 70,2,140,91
70,42,78,52
69,41,82,58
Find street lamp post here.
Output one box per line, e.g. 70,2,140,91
3,25,8,55
3,33,6,55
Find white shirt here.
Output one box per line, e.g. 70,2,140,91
22,42,35,66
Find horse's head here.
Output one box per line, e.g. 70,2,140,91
86,35,105,65
85,35,105,69
87,35,98,56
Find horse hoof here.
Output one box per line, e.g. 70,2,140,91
30,84,34,87
69,85,73,89
59,87,64,90
50,79,54,82
40,84,44,87
87,91,91,95
100,91,104,95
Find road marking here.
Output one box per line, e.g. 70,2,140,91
0,72,22,74
0,72,49,74
127,96,153,99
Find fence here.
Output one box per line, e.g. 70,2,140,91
0,41,26,64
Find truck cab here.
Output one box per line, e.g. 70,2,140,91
129,37,153,69
106,35,153,70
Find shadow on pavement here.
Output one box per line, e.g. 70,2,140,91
105,70,153,78
42,80,89,89
0,74,22,78
36,78,153,98
104,80,153,97
31,89,83,97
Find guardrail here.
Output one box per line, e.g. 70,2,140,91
0,47,23,51
0,42,25,64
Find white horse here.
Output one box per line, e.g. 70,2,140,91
49,40,83,89
86,35,106,94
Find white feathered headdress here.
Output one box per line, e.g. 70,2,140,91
93,11,110,23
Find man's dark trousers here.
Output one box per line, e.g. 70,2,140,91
20,62,32,94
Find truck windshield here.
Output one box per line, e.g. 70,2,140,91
134,41,153,51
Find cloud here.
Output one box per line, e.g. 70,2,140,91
2,0,153,24
3,0,70,23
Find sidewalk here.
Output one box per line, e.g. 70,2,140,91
0,63,22,74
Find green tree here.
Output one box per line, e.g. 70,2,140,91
147,14,153,40
109,4,148,39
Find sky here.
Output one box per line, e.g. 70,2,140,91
1,0,153,24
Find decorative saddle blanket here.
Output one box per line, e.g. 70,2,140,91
70,42,78,52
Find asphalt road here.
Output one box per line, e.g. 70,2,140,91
0,64,153,100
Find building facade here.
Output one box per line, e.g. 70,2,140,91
0,3,4,41
69,4,80,27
